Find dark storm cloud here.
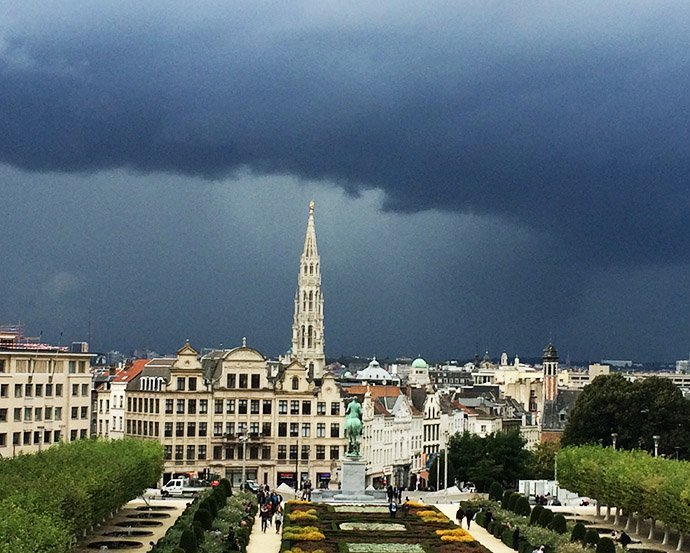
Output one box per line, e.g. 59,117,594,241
2,2,690,266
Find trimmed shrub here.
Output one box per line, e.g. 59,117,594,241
475,511,487,527
193,508,213,531
537,508,554,528
570,522,586,542
192,521,205,544
219,478,232,496
503,490,515,506
172,548,186,553
489,481,504,501
502,526,514,548
516,496,531,517
199,498,218,518
584,528,600,547
596,537,616,553
487,520,496,533
530,504,544,525
549,513,567,534
493,522,505,538
179,528,198,553
507,493,520,512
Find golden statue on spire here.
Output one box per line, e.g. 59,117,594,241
309,200,315,214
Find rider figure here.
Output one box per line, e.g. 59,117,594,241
344,397,363,456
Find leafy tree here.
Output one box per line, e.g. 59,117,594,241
528,441,560,480
562,374,690,456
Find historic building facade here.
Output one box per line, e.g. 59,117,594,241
0,347,93,457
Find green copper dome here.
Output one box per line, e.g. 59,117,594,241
411,357,428,369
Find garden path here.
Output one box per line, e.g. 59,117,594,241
246,508,282,553
436,503,516,553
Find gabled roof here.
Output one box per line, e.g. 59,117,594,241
347,385,401,399
113,359,148,384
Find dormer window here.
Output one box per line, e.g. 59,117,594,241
292,376,299,390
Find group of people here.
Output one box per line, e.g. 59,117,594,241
611,530,634,548
455,505,478,529
256,486,284,533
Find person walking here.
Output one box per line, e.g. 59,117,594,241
455,505,465,528
465,508,475,529
260,502,271,532
389,501,398,518
275,505,284,534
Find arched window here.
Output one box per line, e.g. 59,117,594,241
303,292,307,311
301,325,306,348
308,325,313,348
292,376,299,390
309,291,313,311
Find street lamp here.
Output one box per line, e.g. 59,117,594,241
444,430,449,501
611,433,618,450
653,435,660,458
237,429,249,491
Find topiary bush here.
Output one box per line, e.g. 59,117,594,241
570,522,586,542
193,508,213,531
596,537,615,553
199,498,218,518
503,490,515,507
219,478,232,496
494,522,506,539
507,493,520,512
191,521,205,544
584,528,600,547
530,504,544,525
475,511,487,527
537,508,554,528
549,513,567,534
179,528,198,553
516,496,531,517
489,481,504,501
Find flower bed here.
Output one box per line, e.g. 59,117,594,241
281,501,492,553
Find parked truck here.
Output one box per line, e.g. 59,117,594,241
160,477,210,497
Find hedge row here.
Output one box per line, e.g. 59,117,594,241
0,438,164,553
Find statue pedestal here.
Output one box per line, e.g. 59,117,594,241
335,457,367,500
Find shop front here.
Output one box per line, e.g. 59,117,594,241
316,471,331,489
277,471,297,489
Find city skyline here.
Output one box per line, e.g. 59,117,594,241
1,3,690,360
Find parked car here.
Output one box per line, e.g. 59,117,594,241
243,480,260,493
160,477,209,497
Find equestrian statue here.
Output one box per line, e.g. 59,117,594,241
344,396,363,457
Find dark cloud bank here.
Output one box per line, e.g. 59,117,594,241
2,2,690,359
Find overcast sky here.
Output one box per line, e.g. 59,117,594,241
2,2,689,362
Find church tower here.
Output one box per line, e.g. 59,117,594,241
291,201,325,379
542,342,559,403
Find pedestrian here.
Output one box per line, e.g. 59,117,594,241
401,498,410,517
620,532,631,548
275,506,284,534
455,505,465,527
465,508,475,529
485,510,493,526
389,500,398,518
512,526,520,550
260,502,271,532
387,484,394,503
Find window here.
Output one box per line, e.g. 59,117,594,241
250,400,259,414
331,402,340,416
289,445,297,460
176,377,185,391
278,445,287,460
80,406,87,419
54,407,62,420
278,423,287,437
330,423,340,438
187,422,196,437
330,445,340,460
291,376,299,390
176,400,185,414
290,423,298,437
262,400,272,414
0,384,8,398
13,408,20,422
24,431,32,445
81,383,88,396
214,400,223,414
249,445,259,460
188,399,196,414
238,400,247,414
68,360,76,374
213,446,223,460
165,399,173,414
164,422,173,437
227,374,236,388
55,384,63,396
301,423,311,437
14,384,21,398
0,409,6,422
316,423,326,437
71,384,78,396
226,422,236,436
290,401,299,415
262,422,271,437
26,383,33,397
226,399,235,414
250,421,259,435
225,446,235,460
35,407,42,421
301,445,309,460
250,373,260,389
198,445,206,460
176,422,184,437
164,445,172,460
302,401,311,415
13,432,20,446
53,429,61,442
175,445,183,460
188,377,197,391
239,374,247,388
45,406,52,420
316,445,326,460
35,383,43,397
0,433,5,447
45,383,53,396
24,407,32,421
199,422,207,437
278,400,287,415
0,359,4,373
199,400,208,414
213,422,222,437
262,446,271,460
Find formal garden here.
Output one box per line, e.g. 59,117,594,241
280,499,491,553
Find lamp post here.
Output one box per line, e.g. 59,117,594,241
444,430,449,501
611,432,618,450
238,429,249,491
653,435,660,458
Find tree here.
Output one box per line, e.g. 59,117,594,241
562,374,690,456
527,441,560,480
